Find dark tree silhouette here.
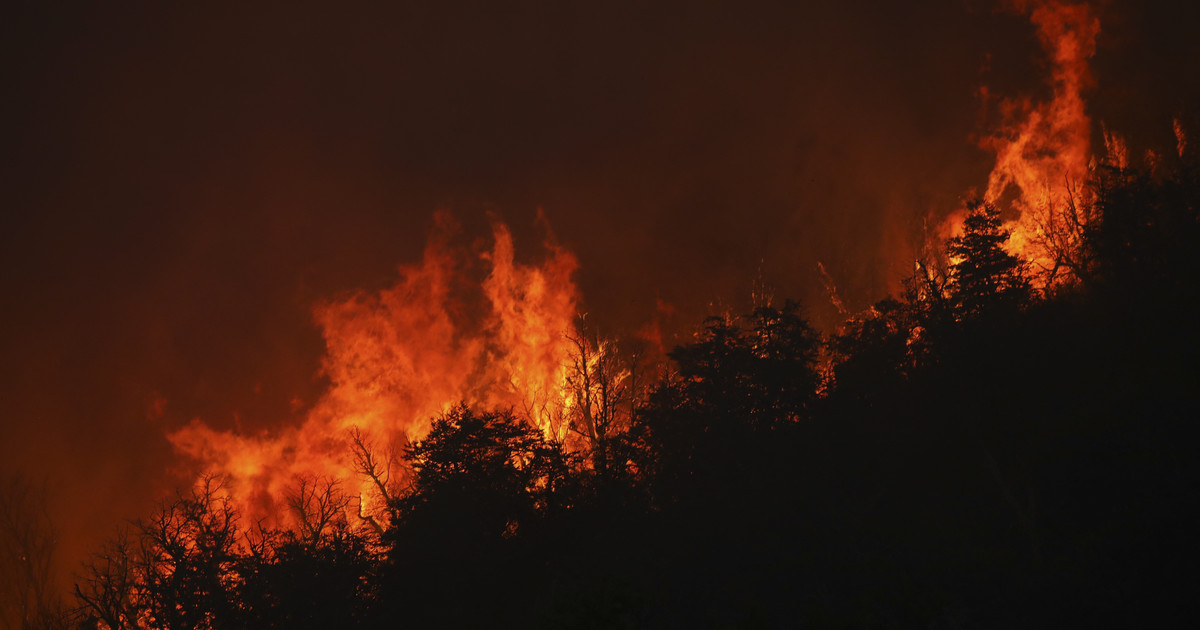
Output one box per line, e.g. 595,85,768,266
64,151,1200,630
379,405,577,627
1086,162,1200,295
830,297,920,401
75,528,139,630
136,477,242,630
947,201,1031,318
0,474,68,630
237,522,374,630
653,300,819,430
391,405,575,535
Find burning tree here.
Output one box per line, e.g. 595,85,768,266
75,475,378,630
947,201,1032,319
563,326,647,483
379,405,577,627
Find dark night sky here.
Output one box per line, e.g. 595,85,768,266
2,0,1197,580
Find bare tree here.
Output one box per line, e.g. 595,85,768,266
135,476,241,630
0,474,67,630
74,528,140,630
564,325,640,479
349,428,406,537
285,476,349,545
1026,178,1099,287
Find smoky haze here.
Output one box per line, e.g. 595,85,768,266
1,0,1196,588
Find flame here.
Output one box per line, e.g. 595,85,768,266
1175,117,1188,159
951,0,1101,284
168,211,580,529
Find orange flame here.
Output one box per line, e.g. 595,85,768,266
168,212,580,529
1175,117,1188,159
952,0,1101,284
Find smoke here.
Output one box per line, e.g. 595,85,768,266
1,0,1198,594
167,212,580,527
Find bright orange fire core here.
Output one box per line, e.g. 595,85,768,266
949,0,1103,284
168,212,580,530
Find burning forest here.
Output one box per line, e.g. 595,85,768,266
2,0,1199,628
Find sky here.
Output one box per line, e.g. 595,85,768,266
2,0,1198,584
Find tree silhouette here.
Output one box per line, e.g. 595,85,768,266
564,328,638,482
75,528,140,630
379,405,577,626
62,152,1200,629
391,405,575,536
136,477,242,630
631,301,819,511
0,474,68,630
1086,162,1200,296
237,522,374,630
661,300,818,429
947,201,1031,319
830,297,919,401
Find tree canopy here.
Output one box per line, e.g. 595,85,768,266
64,157,1200,629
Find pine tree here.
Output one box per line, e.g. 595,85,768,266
947,201,1031,318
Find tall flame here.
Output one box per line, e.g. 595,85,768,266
960,0,1102,283
168,212,580,528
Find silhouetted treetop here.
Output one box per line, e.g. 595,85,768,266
666,300,819,428
391,405,575,540
947,201,1031,319
1086,162,1200,294
66,153,1200,630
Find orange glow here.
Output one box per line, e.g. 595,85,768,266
168,212,580,530
1175,118,1188,159
950,0,1101,285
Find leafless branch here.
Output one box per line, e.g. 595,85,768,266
286,476,349,544
0,474,67,630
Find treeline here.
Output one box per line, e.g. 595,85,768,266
58,159,1200,629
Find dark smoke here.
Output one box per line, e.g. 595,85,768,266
1,0,1196,590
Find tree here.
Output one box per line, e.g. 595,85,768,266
348,428,406,537
1027,180,1098,286
830,297,920,400
652,301,818,429
135,477,242,630
632,301,819,506
380,405,576,626
76,475,379,630
744,302,821,420
390,405,574,539
237,521,374,630
947,201,1031,318
74,529,140,630
0,474,68,630
564,326,643,483
1085,161,1200,295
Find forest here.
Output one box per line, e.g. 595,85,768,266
5,156,1198,629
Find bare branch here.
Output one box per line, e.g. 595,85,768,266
349,427,407,537
1,474,67,630
285,476,349,544
74,528,139,630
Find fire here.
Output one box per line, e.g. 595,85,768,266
168,211,580,529
952,0,1102,284
1175,117,1188,159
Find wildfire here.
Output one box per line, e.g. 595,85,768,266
168,212,581,530
160,0,1125,539
949,0,1102,284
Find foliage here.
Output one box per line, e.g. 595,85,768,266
390,404,576,536
68,158,1200,628
947,201,1031,318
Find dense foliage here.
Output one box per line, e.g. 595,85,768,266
65,160,1200,629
